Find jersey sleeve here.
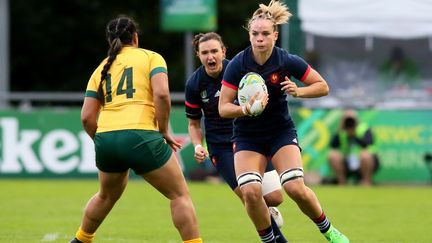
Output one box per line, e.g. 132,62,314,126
184,74,202,120
149,52,168,78
221,57,242,91
85,64,104,100
286,54,311,82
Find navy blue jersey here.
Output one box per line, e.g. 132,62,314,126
222,46,311,139
185,59,233,146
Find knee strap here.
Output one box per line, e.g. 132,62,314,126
280,168,304,185
237,172,262,188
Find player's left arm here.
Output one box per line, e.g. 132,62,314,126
298,68,329,98
282,67,329,98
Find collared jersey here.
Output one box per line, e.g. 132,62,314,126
185,59,233,145
222,46,311,138
85,46,167,133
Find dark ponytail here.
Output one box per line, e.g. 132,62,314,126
98,16,138,103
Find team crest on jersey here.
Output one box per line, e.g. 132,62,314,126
270,73,279,84
200,90,209,103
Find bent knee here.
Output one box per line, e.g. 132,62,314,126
264,190,284,207
97,191,122,204
284,181,308,201
328,151,343,164
241,184,263,204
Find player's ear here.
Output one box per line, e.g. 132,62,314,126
222,47,227,59
133,32,139,47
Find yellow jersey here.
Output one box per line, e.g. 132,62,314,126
85,46,167,133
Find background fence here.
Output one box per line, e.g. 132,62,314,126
1,107,431,184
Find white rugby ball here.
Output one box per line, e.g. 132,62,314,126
238,72,268,116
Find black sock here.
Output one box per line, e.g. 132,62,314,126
270,215,288,243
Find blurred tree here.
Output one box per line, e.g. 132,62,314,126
10,0,300,93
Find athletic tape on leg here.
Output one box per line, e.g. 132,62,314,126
237,172,262,188
280,168,304,185
262,170,282,195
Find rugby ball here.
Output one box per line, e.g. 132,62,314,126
238,72,268,116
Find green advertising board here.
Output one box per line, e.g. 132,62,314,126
294,108,432,183
161,0,217,31
0,108,431,184
0,109,95,178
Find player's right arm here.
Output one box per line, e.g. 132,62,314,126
188,118,208,163
218,83,244,118
185,74,208,162
219,60,247,118
81,67,102,139
81,97,101,139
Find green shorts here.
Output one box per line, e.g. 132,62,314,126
94,130,172,174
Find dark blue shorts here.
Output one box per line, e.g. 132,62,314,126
208,143,275,190
233,128,301,158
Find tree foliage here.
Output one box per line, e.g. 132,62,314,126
10,0,299,92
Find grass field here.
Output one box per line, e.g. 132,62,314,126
0,179,431,243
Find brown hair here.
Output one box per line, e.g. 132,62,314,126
192,32,225,53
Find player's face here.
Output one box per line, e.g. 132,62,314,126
197,39,226,78
249,19,278,54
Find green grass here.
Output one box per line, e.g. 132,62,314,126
0,180,431,243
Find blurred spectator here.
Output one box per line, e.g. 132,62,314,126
378,46,421,91
327,110,380,186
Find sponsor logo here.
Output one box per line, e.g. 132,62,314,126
0,117,96,174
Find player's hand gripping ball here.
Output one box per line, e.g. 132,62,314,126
238,72,268,116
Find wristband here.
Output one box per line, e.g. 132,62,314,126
194,144,203,152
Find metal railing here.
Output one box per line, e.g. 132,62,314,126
1,91,431,110
0,92,186,108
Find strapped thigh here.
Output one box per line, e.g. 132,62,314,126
280,168,304,185
237,171,262,188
